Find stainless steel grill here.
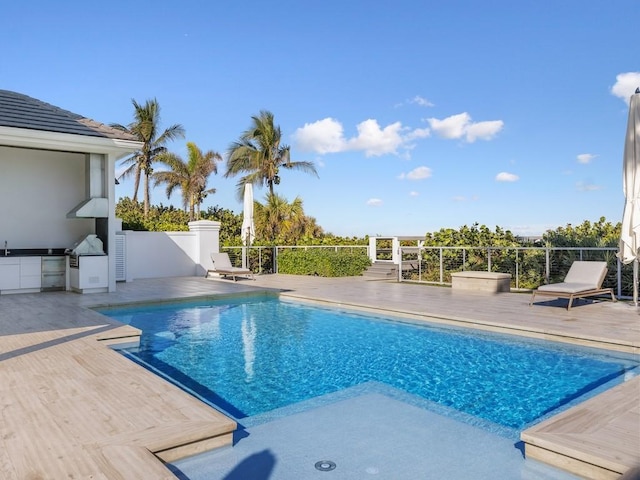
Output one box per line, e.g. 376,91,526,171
67,234,105,268
67,234,108,293
68,234,104,256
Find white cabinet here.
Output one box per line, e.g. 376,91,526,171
20,256,42,289
0,258,20,290
70,255,108,293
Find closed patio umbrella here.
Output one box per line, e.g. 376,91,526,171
241,183,255,268
618,88,640,305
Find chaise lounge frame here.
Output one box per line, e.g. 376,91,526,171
206,252,255,281
529,261,616,310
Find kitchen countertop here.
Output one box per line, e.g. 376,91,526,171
2,248,68,257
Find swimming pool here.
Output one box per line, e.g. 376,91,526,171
100,294,638,432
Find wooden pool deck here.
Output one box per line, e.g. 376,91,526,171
0,274,638,479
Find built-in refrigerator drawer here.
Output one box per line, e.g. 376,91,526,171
41,256,66,291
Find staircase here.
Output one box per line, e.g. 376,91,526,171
363,262,398,280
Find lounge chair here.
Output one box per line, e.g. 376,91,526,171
529,261,616,310
206,252,255,281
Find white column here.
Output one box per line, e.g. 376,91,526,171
105,153,117,292
369,237,377,263
392,237,400,265
188,220,221,276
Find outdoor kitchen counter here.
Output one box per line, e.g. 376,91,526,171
3,248,68,257
0,252,67,293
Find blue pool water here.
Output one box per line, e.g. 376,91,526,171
100,295,638,430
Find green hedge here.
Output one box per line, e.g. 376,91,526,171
277,249,371,277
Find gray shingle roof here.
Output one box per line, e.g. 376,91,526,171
0,90,137,141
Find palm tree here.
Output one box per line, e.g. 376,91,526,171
254,193,321,243
152,142,221,221
112,98,185,217
224,110,318,198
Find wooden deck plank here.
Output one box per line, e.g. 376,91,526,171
521,376,640,477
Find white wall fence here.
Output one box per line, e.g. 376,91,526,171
116,220,220,282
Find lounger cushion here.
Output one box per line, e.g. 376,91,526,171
563,261,607,285
537,282,599,294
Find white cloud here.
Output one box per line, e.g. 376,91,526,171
428,112,469,139
465,120,504,142
611,72,640,104
293,118,346,154
405,127,431,140
409,191,419,197
347,119,405,157
366,198,383,206
495,172,519,182
428,112,504,143
399,166,432,180
576,181,602,191
410,95,434,107
293,118,431,157
577,153,597,164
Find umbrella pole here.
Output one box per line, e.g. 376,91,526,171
634,259,638,307
242,227,250,269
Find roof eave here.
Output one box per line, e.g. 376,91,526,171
0,126,142,158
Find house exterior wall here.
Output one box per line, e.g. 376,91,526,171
0,146,95,249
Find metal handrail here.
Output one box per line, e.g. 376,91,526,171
398,245,629,297
221,244,631,298
223,245,369,274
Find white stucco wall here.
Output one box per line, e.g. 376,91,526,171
119,221,221,281
122,231,196,280
0,147,95,249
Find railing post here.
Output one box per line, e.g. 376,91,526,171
617,258,622,298
439,247,444,283
545,248,550,284
487,248,492,272
515,248,520,290
274,247,278,274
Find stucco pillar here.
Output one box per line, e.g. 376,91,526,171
392,237,400,265
188,220,221,276
369,237,377,263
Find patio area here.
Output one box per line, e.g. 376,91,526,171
0,274,638,479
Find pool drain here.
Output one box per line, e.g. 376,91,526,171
315,460,336,471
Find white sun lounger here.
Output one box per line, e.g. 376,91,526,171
529,261,616,310
206,252,255,281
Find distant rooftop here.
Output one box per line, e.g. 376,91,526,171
0,90,137,141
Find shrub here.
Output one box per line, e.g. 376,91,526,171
277,249,371,277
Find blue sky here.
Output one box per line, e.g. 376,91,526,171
2,1,639,237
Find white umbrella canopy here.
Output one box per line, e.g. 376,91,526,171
618,89,640,304
241,183,255,246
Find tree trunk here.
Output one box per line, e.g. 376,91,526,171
132,168,141,203
143,172,150,217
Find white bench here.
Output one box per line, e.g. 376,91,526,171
450,271,511,293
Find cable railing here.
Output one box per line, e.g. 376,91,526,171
398,246,631,298
223,245,370,275
222,244,632,298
